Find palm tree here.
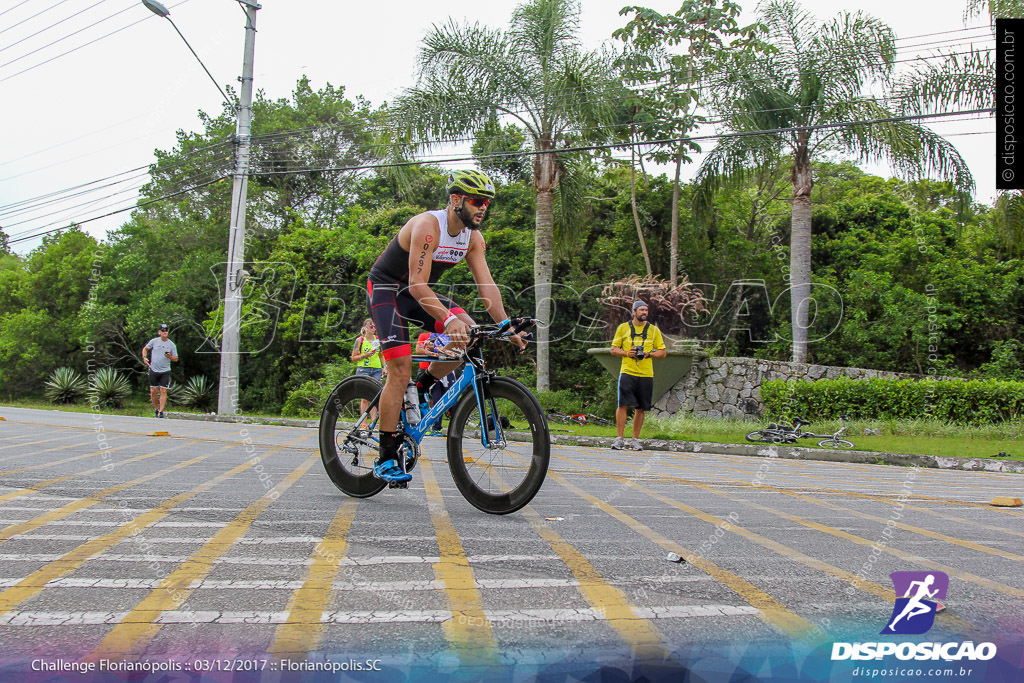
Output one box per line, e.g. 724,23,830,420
696,0,973,363
391,0,621,391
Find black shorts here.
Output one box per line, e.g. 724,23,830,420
148,371,171,388
617,373,653,410
367,280,465,361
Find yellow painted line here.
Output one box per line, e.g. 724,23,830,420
665,454,1024,563
419,457,500,668
0,441,193,505
0,454,207,542
687,451,1024,514
519,503,672,659
0,431,85,452
474,448,672,659
545,469,823,645
0,437,98,465
554,450,981,636
575,445,1024,560
578,448,1024,603
0,437,303,618
88,451,319,660
0,441,138,477
268,498,359,658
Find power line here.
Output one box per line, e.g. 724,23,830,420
0,0,191,84
0,0,139,69
0,0,75,38
244,108,996,177
0,0,108,54
7,175,228,245
0,0,37,20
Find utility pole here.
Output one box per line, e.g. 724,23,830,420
217,1,259,415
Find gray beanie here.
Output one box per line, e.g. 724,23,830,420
632,300,648,312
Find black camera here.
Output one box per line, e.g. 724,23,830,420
632,345,645,360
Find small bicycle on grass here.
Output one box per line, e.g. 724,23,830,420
318,318,550,515
746,416,855,449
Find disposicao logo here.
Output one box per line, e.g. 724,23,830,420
831,570,998,662
881,571,948,635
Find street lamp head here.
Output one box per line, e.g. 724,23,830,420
141,0,171,18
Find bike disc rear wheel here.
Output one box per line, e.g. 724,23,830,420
319,375,387,498
448,376,549,515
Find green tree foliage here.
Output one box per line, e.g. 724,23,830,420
0,228,98,396
695,0,973,364
614,0,763,282
391,0,624,392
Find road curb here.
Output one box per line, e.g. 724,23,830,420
165,412,1024,473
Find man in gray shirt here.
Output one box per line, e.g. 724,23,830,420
142,323,179,418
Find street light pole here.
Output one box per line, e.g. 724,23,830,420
142,0,258,416
218,1,259,415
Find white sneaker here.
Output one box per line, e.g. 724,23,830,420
629,438,643,451
610,437,624,450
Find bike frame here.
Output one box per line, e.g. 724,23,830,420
401,349,503,447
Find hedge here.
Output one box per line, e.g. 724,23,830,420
760,377,1024,424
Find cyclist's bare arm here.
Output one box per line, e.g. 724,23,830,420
465,232,526,350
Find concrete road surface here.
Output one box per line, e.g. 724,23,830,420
0,406,1021,682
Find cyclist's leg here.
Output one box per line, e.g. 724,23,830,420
368,282,414,483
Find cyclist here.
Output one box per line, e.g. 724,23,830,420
366,169,525,483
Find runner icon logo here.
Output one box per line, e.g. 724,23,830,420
881,571,949,635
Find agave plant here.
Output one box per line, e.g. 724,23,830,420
179,375,216,412
87,368,132,409
44,367,87,404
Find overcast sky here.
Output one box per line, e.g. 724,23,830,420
0,0,995,253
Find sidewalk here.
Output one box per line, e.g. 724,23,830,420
166,411,1024,474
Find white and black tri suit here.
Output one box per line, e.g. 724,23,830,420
367,209,471,360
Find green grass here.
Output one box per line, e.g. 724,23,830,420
4,397,1021,460
646,415,1024,460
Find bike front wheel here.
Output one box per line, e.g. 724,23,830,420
319,375,387,498
818,438,855,449
447,376,549,515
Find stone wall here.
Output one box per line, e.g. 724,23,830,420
652,356,925,419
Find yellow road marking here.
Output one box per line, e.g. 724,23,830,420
0,431,85,453
473,447,672,659
652,452,1024,562
545,469,824,645
688,452,1024,516
420,457,499,669
268,498,359,658
520,503,672,659
0,441,138,477
577,448,1024,602
0,438,272,617
88,451,319,659
555,450,981,636
0,441,194,505
0,453,207,542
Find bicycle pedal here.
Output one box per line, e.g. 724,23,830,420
388,481,409,489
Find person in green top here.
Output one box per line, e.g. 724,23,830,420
351,318,384,424
609,301,666,451
351,318,384,380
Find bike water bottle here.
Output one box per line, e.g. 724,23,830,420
404,382,421,425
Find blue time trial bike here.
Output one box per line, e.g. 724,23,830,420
318,318,550,515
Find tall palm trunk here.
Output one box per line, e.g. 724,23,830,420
534,146,558,392
789,141,813,363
